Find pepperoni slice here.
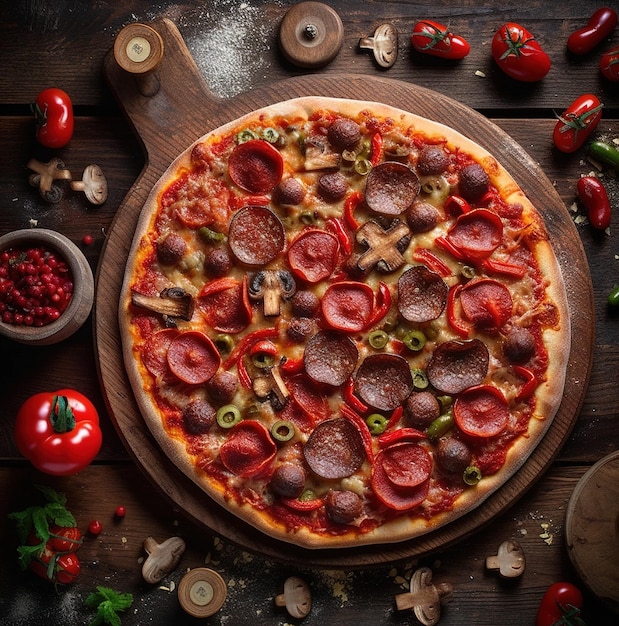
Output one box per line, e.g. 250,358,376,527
303,418,366,479
287,229,340,283
141,328,179,378
197,277,252,334
321,281,374,332
381,442,433,488
228,206,285,266
228,139,284,193
446,208,503,260
166,331,221,385
219,420,277,477
287,374,330,422
427,338,489,395
460,278,513,330
355,354,414,411
398,266,448,322
371,457,430,511
453,384,509,438
365,162,420,216
303,330,358,386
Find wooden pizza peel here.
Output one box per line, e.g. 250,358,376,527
94,18,593,568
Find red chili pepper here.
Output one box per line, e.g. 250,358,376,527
413,247,452,277
435,235,467,261
248,340,278,358
378,426,426,448
229,194,270,210
447,284,471,337
326,217,352,255
341,403,374,463
222,327,279,370
445,194,472,215
344,191,364,230
198,276,238,298
514,365,537,401
370,133,383,167
481,257,527,278
237,356,253,389
366,282,392,327
280,496,324,512
385,405,404,431
344,378,369,413
280,356,304,375
577,175,612,230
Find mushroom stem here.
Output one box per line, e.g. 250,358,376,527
141,535,186,584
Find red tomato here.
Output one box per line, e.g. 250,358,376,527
577,176,612,230
30,546,81,585
491,22,551,82
567,7,618,55
600,45,619,81
31,88,74,149
47,525,82,553
411,20,470,59
14,389,102,476
553,94,603,153
536,582,584,626
88,519,103,536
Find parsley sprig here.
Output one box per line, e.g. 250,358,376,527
86,586,134,626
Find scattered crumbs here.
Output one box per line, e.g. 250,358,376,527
539,521,554,545
137,556,144,564
12,197,18,201
121,536,128,544
158,580,176,592
613,138,619,146
569,202,578,213
29,218,38,227
388,560,417,590
173,519,179,527
319,569,354,605
474,70,486,77
615,254,619,260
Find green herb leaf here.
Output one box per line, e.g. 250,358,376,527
86,586,134,626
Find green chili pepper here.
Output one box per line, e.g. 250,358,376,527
609,285,619,308
216,405,242,429
368,329,389,349
402,329,426,351
590,141,619,169
299,489,316,502
261,127,280,144
354,158,372,175
198,226,225,244
299,211,317,225
461,265,476,280
237,129,258,143
271,420,295,442
366,413,388,435
426,413,454,439
463,465,482,486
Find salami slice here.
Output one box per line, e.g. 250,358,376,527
371,457,430,511
228,206,285,266
460,278,513,330
303,418,366,480
321,281,374,332
355,354,414,411
365,162,420,216
287,229,340,282
453,384,509,438
426,338,489,395
446,208,503,260
228,139,284,193
303,330,358,386
142,328,179,378
197,277,252,334
287,374,330,421
397,265,448,322
381,442,433,488
219,420,277,477
166,331,221,385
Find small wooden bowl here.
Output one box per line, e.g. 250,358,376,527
0,229,94,345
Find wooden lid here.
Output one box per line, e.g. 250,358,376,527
565,451,619,613
279,2,343,68
178,568,227,618
114,23,164,75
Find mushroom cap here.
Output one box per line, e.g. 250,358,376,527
485,539,526,578
72,164,108,204
275,576,311,618
141,536,186,584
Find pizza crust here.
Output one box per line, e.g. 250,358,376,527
119,96,571,549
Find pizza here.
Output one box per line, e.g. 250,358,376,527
119,96,570,549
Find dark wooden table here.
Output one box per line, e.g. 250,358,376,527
1,2,618,624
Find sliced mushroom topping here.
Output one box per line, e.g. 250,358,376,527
248,270,296,316
304,135,341,170
274,576,312,619
485,540,526,578
70,164,108,205
252,365,290,410
358,23,399,68
131,287,194,322
356,219,411,272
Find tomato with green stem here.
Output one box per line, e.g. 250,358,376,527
31,88,74,149
567,7,618,55
30,545,81,585
600,45,619,81
14,389,102,476
491,22,551,82
536,582,586,626
411,20,470,59
553,94,603,153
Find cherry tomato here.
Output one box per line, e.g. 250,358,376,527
553,94,603,153
600,45,619,81
567,7,618,55
114,505,127,518
88,519,103,536
29,545,81,585
411,20,470,59
577,176,611,230
14,389,102,476
536,582,585,626
491,22,551,82
47,525,82,553
31,88,74,149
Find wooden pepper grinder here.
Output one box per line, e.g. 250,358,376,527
178,568,228,618
113,23,164,96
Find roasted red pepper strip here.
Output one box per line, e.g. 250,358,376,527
378,426,426,448
229,194,270,210
341,403,374,463
248,340,278,358
222,327,279,370
481,257,527,278
280,356,304,375
445,194,472,215
514,365,537,401
413,247,452,277
434,235,467,261
370,132,383,167
280,496,324,512
366,282,392,327
447,284,471,337
237,356,252,389
344,191,364,230
344,377,369,413
326,217,352,255
385,405,404,431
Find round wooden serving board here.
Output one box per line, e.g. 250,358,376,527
95,19,593,568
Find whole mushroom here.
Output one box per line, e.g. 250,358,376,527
70,164,108,205
274,576,312,618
